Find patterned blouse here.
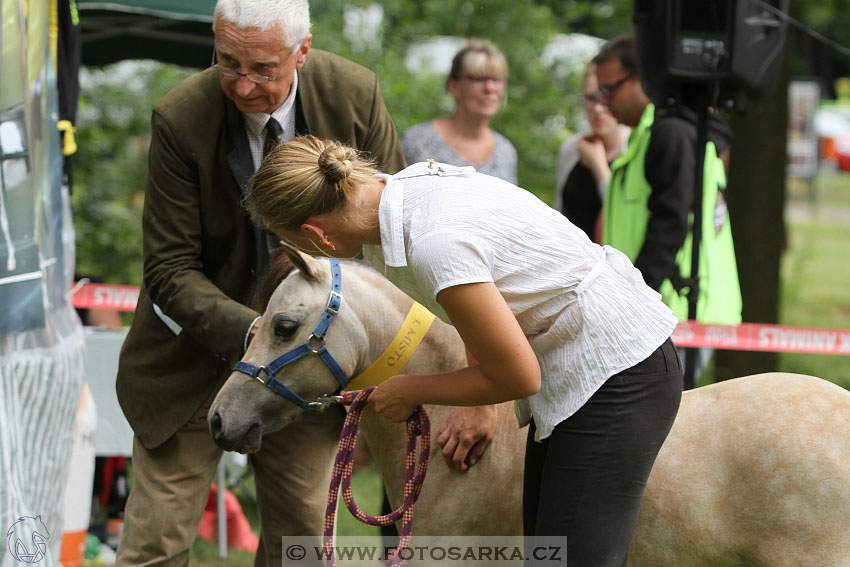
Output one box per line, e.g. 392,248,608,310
400,121,517,184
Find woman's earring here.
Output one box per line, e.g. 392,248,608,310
321,236,336,250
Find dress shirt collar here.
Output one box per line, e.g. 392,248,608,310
241,69,299,138
376,173,408,267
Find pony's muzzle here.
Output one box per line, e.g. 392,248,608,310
208,409,263,453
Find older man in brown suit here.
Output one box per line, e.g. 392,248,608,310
114,0,404,565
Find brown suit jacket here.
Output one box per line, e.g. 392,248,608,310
117,50,405,449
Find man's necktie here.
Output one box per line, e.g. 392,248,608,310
262,118,285,260
263,117,283,157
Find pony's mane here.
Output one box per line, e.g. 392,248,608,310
255,256,295,312
255,256,380,313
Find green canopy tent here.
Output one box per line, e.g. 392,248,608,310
78,0,215,68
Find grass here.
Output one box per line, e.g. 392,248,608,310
189,171,850,565
778,174,850,389
791,168,850,209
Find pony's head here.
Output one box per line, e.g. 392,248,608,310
208,247,366,453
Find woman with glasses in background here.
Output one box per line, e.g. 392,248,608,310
400,39,518,184
555,62,630,242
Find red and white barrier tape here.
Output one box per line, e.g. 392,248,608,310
69,283,850,355
672,320,850,356
71,282,140,312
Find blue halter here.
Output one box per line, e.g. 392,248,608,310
233,258,349,411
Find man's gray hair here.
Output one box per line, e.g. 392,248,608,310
214,0,311,53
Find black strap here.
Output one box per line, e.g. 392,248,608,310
262,118,285,258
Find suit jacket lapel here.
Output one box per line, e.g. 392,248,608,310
224,102,270,280
226,108,254,196
294,70,310,136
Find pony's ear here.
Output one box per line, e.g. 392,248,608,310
281,243,319,282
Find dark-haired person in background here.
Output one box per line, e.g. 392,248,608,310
555,62,629,242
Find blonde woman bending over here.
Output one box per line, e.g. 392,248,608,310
250,135,682,567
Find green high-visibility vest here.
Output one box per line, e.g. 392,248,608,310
602,104,742,325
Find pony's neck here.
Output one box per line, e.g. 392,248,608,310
346,267,419,379
344,263,469,515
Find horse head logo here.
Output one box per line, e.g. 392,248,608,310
6,516,50,563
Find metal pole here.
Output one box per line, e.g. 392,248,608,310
217,458,228,559
683,104,710,390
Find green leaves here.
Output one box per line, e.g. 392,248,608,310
72,62,194,286
71,1,635,287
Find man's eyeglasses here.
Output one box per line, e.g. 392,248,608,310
211,49,281,84
598,72,635,99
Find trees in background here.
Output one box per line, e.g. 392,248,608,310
72,0,632,286
72,63,193,286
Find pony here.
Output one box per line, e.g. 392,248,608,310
209,250,850,566
209,251,525,539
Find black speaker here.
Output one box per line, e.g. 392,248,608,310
634,0,788,111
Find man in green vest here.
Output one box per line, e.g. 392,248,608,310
593,36,742,323
592,35,742,384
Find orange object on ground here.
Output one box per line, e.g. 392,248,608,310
196,483,259,552
59,530,87,567
822,136,837,161
60,384,97,567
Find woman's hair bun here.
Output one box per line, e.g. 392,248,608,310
318,144,357,182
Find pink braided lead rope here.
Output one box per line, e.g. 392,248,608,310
322,386,431,567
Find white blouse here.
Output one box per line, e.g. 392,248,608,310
361,161,677,441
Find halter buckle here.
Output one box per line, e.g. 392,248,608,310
326,290,342,315
307,394,344,412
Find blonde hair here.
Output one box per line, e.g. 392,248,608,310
448,39,508,82
248,135,381,233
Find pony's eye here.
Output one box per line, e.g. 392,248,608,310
273,316,300,340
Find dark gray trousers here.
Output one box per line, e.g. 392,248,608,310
524,338,682,567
